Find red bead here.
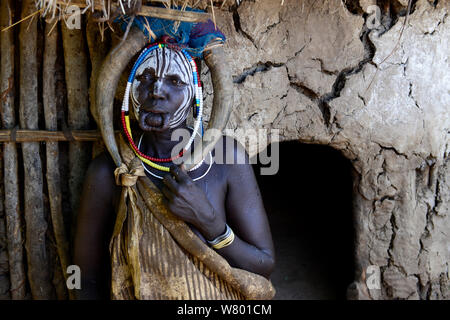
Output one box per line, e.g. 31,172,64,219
121,112,184,162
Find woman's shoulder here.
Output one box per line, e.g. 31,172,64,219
84,151,119,197
214,134,250,166
88,151,117,177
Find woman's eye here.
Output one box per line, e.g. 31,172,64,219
139,73,153,82
172,79,183,86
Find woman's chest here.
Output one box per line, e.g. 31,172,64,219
145,163,228,218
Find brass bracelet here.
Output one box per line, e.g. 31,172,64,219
212,230,235,250
207,224,235,250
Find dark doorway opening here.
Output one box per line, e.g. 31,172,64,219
253,140,355,299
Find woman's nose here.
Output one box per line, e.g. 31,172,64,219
151,79,165,99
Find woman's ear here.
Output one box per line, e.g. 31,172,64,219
131,104,139,121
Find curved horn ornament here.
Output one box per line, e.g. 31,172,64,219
183,46,234,171
96,27,148,167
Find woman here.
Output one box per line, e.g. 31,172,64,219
74,28,275,300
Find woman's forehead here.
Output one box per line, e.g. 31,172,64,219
135,48,192,80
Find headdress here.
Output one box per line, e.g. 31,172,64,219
95,7,233,172
122,42,204,172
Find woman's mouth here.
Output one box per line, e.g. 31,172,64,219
145,112,163,127
139,111,171,130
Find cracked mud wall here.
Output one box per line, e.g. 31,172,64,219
201,0,449,299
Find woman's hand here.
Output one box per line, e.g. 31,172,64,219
161,165,226,240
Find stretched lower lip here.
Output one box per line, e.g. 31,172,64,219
140,111,169,129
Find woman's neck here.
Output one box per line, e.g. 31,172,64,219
140,121,193,159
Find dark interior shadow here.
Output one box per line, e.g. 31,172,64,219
252,140,355,300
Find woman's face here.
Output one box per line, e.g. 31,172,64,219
132,48,195,132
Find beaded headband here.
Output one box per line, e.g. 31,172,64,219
121,43,204,172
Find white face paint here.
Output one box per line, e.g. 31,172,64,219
131,47,195,129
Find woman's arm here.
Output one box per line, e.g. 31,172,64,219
161,138,275,279
73,153,117,299
218,141,275,278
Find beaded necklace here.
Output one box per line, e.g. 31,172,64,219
138,132,213,181
121,43,203,172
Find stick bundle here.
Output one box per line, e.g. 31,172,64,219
19,0,55,300
1,0,27,300
43,19,70,299
61,21,91,231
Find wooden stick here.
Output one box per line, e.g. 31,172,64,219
210,0,216,29
140,2,210,22
1,0,27,300
55,0,210,22
0,130,105,142
61,19,92,238
0,147,11,299
19,0,55,299
0,8,42,32
43,20,71,300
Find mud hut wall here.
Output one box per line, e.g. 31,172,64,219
202,0,448,300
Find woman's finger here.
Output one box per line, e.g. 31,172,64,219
170,164,189,183
162,173,179,195
161,185,175,201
